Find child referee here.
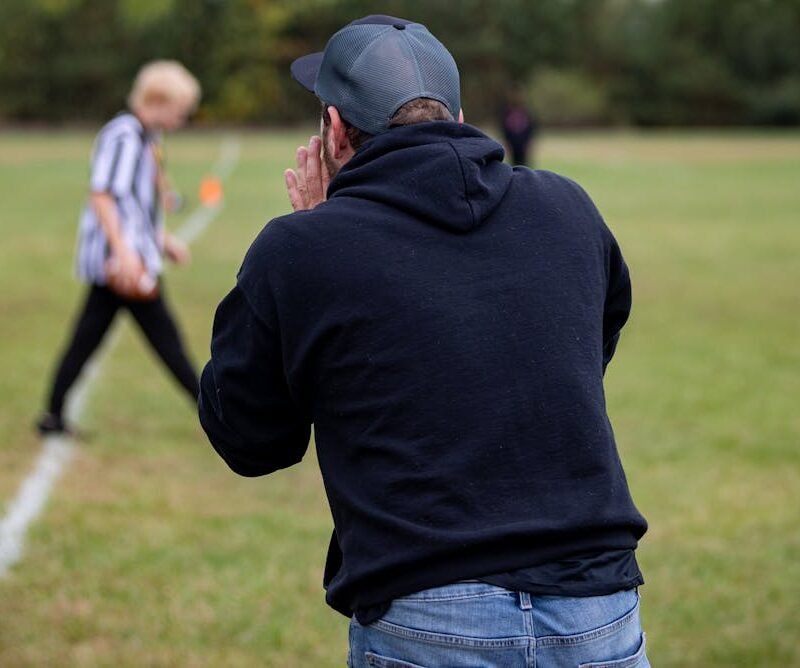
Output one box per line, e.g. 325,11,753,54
37,61,201,436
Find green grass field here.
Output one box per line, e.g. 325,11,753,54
1,127,798,666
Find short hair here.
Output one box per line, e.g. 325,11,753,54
322,98,454,151
390,98,454,126
128,60,201,113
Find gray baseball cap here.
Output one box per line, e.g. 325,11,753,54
290,15,461,136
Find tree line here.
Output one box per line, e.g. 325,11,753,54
1,0,798,127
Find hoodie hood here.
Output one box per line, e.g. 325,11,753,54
327,122,513,233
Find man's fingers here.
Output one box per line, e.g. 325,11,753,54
296,146,308,179
286,139,327,212
305,136,323,205
321,157,332,195
285,169,305,211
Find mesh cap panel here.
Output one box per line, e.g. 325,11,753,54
314,22,460,135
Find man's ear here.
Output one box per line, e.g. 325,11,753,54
326,106,354,160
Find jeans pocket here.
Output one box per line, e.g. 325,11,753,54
579,632,648,668
364,651,427,668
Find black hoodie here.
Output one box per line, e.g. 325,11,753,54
199,122,647,619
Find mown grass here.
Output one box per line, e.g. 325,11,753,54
1,127,799,666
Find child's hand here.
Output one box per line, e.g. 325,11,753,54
164,233,190,265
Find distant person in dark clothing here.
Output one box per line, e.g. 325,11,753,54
199,15,649,668
501,87,538,166
36,61,201,437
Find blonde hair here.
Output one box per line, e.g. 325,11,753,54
128,60,201,113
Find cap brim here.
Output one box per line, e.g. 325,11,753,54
290,52,324,92
290,16,413,94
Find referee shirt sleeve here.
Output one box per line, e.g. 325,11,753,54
199,282,312,477
89,131,142,197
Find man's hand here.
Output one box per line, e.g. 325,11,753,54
285,135,330,211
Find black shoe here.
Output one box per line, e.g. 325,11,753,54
35,412,76,437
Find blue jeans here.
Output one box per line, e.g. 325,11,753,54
348,583,648,668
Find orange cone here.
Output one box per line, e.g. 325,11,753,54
199,175,223,207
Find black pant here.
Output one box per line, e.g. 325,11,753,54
508,138,530,166
46,284,199,418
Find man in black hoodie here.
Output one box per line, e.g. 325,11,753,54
199,15,649,668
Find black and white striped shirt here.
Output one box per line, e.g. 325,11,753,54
76,113,163,284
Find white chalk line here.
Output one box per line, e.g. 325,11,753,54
0,135,241,576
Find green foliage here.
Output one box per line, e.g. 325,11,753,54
527,67,613,125
746,77,800,125
118,0,174,27
0,0,799,125
607,0,800,125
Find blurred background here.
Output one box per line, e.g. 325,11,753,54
1,0,799,129
2,1,799,666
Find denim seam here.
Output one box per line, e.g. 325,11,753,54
522,596,536,668
393,590,516,603
371,619,530,649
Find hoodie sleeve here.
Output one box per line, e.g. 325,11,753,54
602,236,632,372
558,172,632,373
198,281,311,477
